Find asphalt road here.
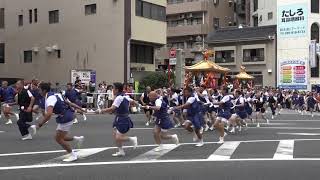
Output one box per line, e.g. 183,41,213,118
0,110,320,180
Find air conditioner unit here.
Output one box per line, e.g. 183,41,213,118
180,14,185,19
45,46,53,53
213,0,218,5
188,13,193,18
32,47,39,53
52,44,59,51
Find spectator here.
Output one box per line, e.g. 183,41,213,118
106,85,114,108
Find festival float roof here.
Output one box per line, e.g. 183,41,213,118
185,60,230,73
235,66,255,79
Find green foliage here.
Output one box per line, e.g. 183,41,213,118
140,72,175,91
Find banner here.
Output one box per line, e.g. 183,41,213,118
277,3,308,38
279,59,308,90
71,70,96,85
310,40,317,68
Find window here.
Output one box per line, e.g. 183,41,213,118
268,12,273,20
213,0,220,6
311,23,319,43
0,43,4,63
34,8,38,23
213,17,220,29
0,8,4,29
29,9,32,24
136,0,166,22
172,42,184,49
24,50,32,63
167,0,184,4
85,4,97,15
253,16,258,27
18,15,23,26
243,48,264,62
57,50,61,59
136,0,142,16
142,2,151,19
49,10,59,24
215,50,235,63
130,44,154,64
311,0,319,13
253,0,258,12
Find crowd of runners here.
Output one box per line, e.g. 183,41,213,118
0,79,319,161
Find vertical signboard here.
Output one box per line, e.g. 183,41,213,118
310,40,317,68
277,3,308,38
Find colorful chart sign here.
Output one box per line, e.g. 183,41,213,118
279,59,308,90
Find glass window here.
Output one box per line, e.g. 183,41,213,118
213,17,219,29
57,50,61,59
243,48,264,62
311,23,319,43
215,50,235,63
131,44,154,64
29,9,32,24
18,15,23,26
85,4,97,15
24,50,32,63
143,2,151,19
49,10,59,24
0,43,4,63
253,0,258,11
268,12,273,20
136,0,142,16
137,0,166,22
311,0,319,13
0,8,4,29
34,9,38,23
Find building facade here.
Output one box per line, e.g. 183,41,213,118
250,0,277,27
156,0,235,69
277,0,320,90
0,0,166,84
207,25,277,87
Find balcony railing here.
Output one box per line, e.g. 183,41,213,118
215,57,235,64
243,56,265,62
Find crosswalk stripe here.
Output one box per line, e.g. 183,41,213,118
40,148,109,165
273,140,294,159
207,142,240,160
131,144,179,161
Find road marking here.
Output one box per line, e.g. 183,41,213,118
207,142,240,160
3,158,320,171
273,140,294,159
0,150,66,157
132,144,179,161
278,133,320,136
0,131,4,133
39,148,109,165
271,120,320,122
2,139,320,157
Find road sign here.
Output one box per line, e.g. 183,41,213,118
170,49,176,58
169,58,177,65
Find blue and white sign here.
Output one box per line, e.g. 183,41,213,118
277,3,308,38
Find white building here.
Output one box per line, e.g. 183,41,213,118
0,0,167,84
277,0,320,90
250,0,277,27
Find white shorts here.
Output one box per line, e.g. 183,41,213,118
56,121,73,132
87,97,94,104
